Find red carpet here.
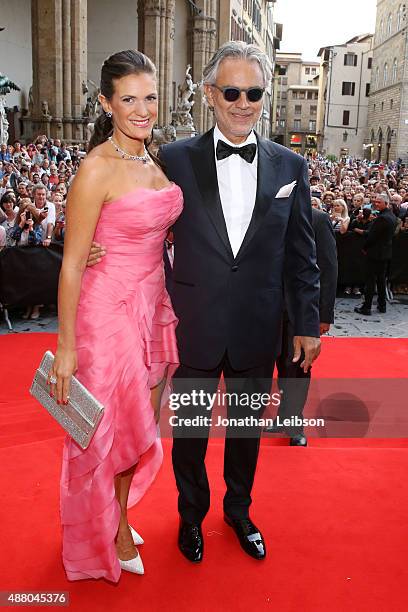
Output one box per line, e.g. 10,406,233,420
1,334,408,611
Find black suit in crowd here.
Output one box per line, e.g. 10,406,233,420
275,207,338,435
362,208,397,312
160,129,320,523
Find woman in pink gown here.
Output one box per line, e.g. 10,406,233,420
48,50,182,582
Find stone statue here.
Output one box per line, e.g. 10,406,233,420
152,124,177,145
27,86,34,117
177,65,197,114
0,72,20,145
0,96,8,146
172,65,197,132
41,100,51,118
84,79,100,121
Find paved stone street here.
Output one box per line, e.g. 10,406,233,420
330,295,408,338
1,296,408,338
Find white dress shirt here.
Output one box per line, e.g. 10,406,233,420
37,200,56,235
213,125,258,257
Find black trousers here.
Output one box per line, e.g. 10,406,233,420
275,318,311,436
363,258,388,310
171,353,274,523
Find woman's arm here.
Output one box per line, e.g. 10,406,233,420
339,217,350,234
51,155,109,403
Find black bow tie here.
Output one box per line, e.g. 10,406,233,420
216,140,257,164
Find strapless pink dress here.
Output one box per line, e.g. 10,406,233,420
60,183,183,582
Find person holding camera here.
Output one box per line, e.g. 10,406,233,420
9,198,43,247
330,198,350,233
30,184,55,248
32,144,46,166
9,198,44,320
52,192,66,243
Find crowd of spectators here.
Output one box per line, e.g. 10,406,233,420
0,136,85,319
306,155,408,295
0,135,85,253
308,156,408,226
1,136,408,318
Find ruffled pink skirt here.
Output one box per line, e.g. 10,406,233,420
60,266,178,582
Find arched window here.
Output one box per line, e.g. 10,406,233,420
387,13,392,35
379,19,384,40
393,58,398,83
397,4,403,30
375,66,379,89
383,63,388,86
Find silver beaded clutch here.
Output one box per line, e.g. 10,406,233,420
30,350,104,449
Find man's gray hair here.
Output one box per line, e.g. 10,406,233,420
377,192,389,204
32,183,47,196
202,41,272,91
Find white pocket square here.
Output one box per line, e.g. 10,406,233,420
275,181,297,199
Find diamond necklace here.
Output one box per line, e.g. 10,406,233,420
108,136,150,163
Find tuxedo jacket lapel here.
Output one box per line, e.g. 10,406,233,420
188,129,234,259
235,136,282,261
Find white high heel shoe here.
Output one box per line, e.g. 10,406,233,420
129,525,144,545
118,550,144,575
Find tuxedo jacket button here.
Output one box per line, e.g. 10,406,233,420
231,265,238,272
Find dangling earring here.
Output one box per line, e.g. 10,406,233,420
106,111,112,118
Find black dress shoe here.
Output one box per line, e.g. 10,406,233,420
224,515,266,560
377,306,386,313
178,520,203,562
354,306,371,315
290,433,308,446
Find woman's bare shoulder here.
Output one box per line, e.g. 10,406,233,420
74,144,117,184
81,142,114,171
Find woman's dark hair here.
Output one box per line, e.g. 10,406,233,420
0,192,16,212
88,49,157,157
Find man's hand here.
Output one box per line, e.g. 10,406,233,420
87,241,106,267
293,336,321,373
319,323,331,336
42,237,51,247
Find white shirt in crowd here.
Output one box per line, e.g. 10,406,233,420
37,200,56,234
213,124,258,257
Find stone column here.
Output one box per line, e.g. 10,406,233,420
190,0,217,134
141,0,175,127
62,0,72,140
163,0,175,126
29,0,87,142
71,0,88,141
30,0,64,139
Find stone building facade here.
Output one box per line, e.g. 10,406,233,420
1,0,281,143
367,0,408,162
272,52,320,155
317,35,373,159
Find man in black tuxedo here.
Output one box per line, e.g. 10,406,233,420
159,42,321,563
355,193,397,315
88,42,321,563
265,206,338,445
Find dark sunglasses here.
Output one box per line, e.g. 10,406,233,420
212,85,265,103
